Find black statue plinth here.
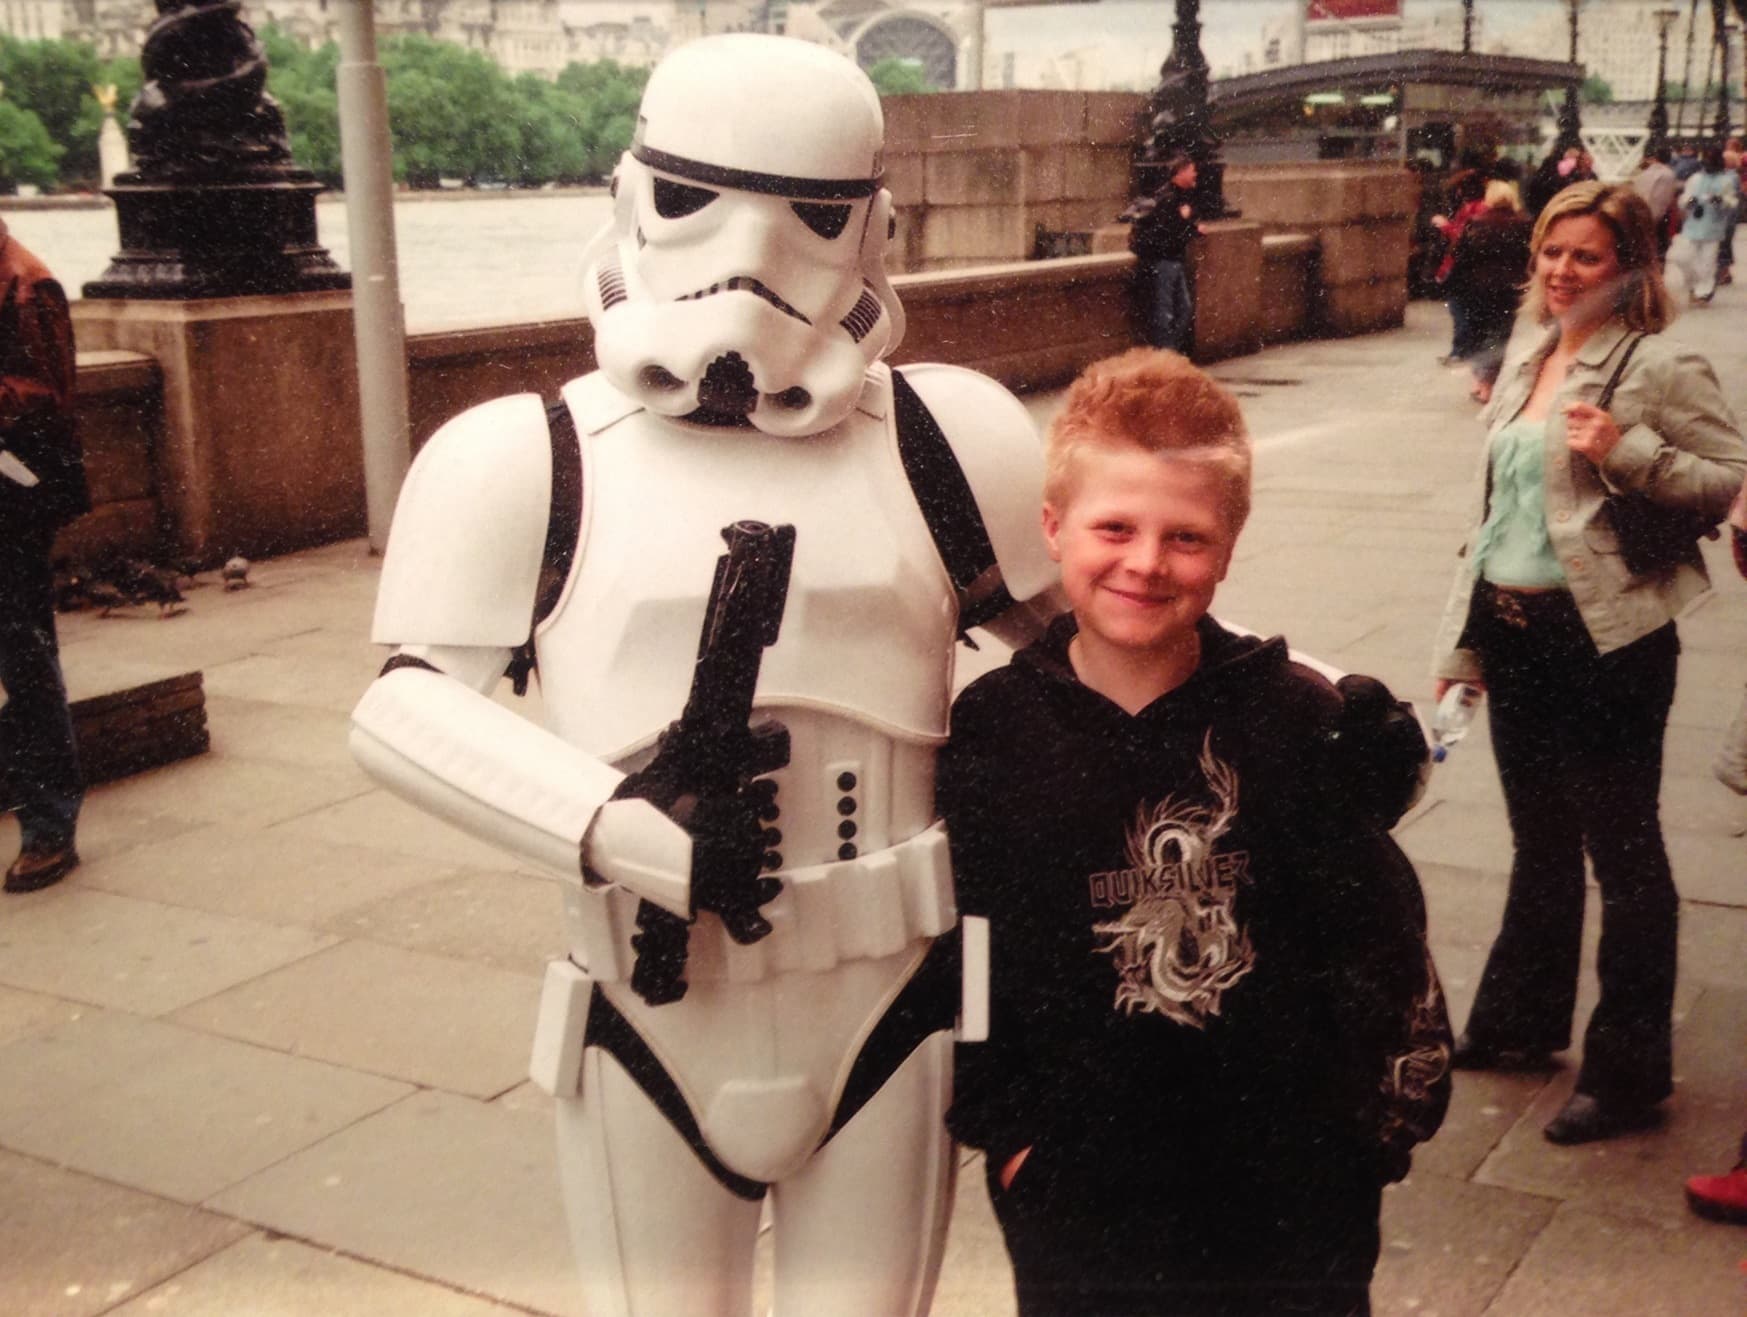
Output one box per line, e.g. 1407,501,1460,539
1132,0,1236,221
83,0,348,301
85,175,349,299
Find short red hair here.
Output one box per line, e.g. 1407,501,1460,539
1045,348,1252,532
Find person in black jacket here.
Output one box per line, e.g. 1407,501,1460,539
1443,180,1533,404
1,218,88,893
942,348,1451,1317
1125,153,1204,353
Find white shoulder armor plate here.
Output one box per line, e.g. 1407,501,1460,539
372,392,553,648
896,363,1057,604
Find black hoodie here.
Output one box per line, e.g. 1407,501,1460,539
941,615,1451,1195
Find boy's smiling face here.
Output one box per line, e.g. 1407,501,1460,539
1042,442,1236,669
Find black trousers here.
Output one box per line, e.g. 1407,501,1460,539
1464,586,1679,1107
985,1141,1379,1317
0,524,82,848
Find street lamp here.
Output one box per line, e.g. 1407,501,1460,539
1554,0,1584,155
1648,7,1680,153
1715,20,1738,140
1462,0,1474,55
1136,0,1231,217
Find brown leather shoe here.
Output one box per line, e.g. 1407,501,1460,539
4,841,80,893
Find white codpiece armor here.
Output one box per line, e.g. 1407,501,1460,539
352,33,1059,1317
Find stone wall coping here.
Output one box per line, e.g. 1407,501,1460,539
76,349,160,394
407,314,593,364
1262,233,1320,259
893,251,1133,302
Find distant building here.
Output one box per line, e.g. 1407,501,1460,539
0,0,62,40
10,0,975,89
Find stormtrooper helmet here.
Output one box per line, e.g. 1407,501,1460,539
580,34,906,437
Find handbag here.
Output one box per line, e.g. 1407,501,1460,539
1593,334,1720,576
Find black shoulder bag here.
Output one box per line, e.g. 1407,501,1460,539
1594,334,1721,576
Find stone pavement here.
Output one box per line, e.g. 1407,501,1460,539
4,295,1747,1316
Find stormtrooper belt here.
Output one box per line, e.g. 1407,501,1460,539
573,821,955,983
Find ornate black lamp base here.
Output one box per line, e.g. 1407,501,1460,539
83,174,350,300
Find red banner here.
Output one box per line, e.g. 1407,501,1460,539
1306,0,1401,21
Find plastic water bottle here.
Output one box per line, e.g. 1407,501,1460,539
1430,682,1482,763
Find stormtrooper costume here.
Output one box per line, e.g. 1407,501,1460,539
351,36,1059,1317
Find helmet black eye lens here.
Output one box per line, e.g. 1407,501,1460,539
653,177,719,219
791,202,852,240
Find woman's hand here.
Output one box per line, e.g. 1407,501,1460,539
1563,400,1623,465
999,1146,1032,1190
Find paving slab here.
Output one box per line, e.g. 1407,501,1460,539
0,887,334,1016
0,1148,248,1317
199,652,379,716
1373,1170,1556,1317
207,1089,581,1317
932,1153,1019,1317
0,984,79,1048
1476,987,1747,1231
1486,1202,1747,1316
82,751,373,831
80,822,464,930
318,867,566,975
106,1234,527,1316
0,802,202,872
169,939,541,1099
276,789,545,872
201,695,357,771
0,1009,410,1203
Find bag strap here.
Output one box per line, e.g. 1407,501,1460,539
1595,333,1644,411
506,399,583,695
890,367,1013,637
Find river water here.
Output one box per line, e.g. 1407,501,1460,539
1,192,617,332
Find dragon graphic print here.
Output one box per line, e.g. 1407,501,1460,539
1090,733,1256,1027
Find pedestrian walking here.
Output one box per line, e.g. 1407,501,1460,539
1432,183,1747,1145
1671,145,1739,303
1,217,87,893
1716,140,1742,287
1443,180,1532,403
1631,145,1681,258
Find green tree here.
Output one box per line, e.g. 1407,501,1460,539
0,36,101,184
555,59,648,176
1580,73,1614,105
382,36,521,185
867,57,932,96
258,25,342,182
512,74,591,185
0,98,63,191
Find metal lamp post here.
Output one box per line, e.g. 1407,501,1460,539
1649,7,1681,152
1463,0,1475,55
1554,0,1585,154
1715,19,1738,139
1136,0,1230,218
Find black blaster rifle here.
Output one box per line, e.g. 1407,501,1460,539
619,519,796,1006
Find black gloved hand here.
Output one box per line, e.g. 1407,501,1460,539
681,791,782,945
613,751,781,945
1331,674,1430,828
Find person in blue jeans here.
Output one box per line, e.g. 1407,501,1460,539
1125,153,1204,353
1,218,87,893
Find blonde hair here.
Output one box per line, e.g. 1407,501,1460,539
1521,181,1674,332
1045,348,1252,532
1484,179,1521,213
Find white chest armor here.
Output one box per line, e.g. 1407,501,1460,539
538,370,958,764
